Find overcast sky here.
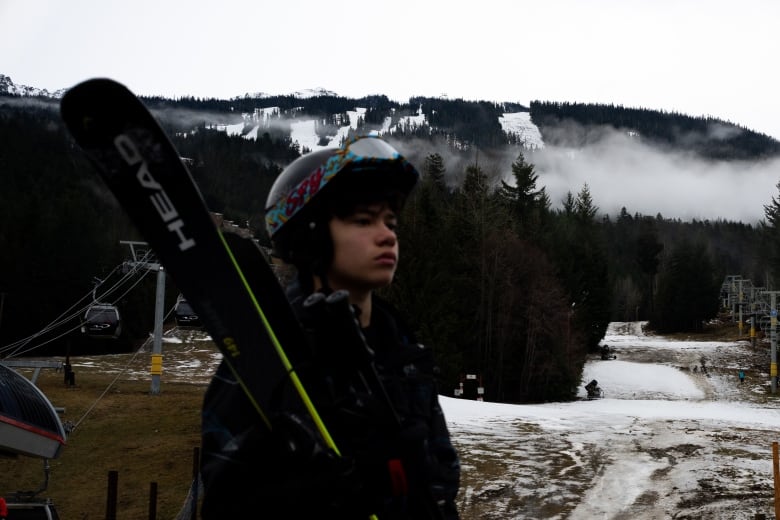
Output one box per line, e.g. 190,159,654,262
3,0,780,141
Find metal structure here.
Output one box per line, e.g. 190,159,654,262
719,275,778,393
121,241,166,395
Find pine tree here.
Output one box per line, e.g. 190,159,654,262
762,180,780,287
574,183,597,221
635,218,664,315
423,152,447,190
496,151,549,235
544,184,610,352
651,240,719,332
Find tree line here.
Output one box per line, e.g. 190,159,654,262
138,92,780,161
530,100,780,160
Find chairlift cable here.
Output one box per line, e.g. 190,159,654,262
0,263,147,355
0,263,154,357
68,335,152,433
68,301,180,433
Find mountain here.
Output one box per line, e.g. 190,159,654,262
213,101,546,152
244,87,340,99
3,73,777,159
3,73,780,224
0,72,774,399
0,74,67,98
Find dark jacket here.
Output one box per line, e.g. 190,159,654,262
200,284,460,519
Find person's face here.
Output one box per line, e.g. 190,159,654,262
326,202,399,294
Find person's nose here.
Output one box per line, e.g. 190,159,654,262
377,223,397,245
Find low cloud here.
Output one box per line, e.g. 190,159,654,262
526,129,780,224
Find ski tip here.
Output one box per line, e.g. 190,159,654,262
60,78,142,146
67,77,127,92
61,77,129,112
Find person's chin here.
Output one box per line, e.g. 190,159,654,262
370,274,395,288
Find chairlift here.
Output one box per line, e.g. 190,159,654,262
82,303,122,339
174,294,202,329
759,315,772,332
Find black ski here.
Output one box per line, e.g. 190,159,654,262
60,78,337,450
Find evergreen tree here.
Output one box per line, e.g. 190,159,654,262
651,240,720,332
574,183,597,221
496,151,549,236
452,163,493,378
423,152,447,190
545,184,610,352
762,180,780,287
383,152,462,386
635,217,664,315
561,191,576,215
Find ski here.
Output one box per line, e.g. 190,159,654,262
59,78,338,450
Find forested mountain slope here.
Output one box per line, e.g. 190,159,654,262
2,77,777,402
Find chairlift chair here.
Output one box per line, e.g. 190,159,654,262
81,303,122,339
174,294,202,329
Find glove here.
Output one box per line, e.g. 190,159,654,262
270,412,370,514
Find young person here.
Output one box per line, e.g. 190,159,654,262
200,136,461,519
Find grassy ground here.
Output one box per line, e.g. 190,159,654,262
659,319,752,342
2,368,206,519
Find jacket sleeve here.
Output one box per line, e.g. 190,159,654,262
428,393,461,519
370,297,462,519
376,339,461,519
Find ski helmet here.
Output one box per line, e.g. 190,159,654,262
264,135,419,266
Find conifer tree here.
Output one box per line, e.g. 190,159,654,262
496,151,549,236
423,152,447,190
762,180,780,287
545,184,610,352
651,240,719,332
635,218,664,314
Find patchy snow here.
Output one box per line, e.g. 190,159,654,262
286,107,367,151
391,104,427,134
290,119,320,152
499,111,545,150
207,101,542,151
218,122,244,137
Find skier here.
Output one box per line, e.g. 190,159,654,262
200,136,461,519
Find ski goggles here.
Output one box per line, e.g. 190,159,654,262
265,136,419,237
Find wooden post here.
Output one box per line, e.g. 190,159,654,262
773,442,780,520
149,481,158,520
105,470,118,520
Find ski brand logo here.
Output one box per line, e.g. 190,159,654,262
114,134,196,251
